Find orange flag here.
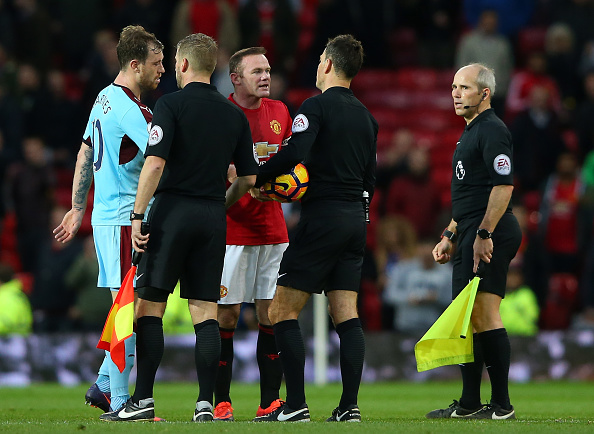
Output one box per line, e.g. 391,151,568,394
97,265,136,373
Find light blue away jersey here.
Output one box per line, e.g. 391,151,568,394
82,84,153,226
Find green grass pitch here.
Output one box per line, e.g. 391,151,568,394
0,381,592,433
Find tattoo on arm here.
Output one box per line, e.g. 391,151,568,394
73,147,93,210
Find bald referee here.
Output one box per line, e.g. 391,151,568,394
100,33,258,422
427,63,522,420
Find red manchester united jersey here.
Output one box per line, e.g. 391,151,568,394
226,96,292,245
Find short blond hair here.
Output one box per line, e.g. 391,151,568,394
176,33,218,75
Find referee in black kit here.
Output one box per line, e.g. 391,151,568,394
251,34,377,423
428,63,522,420
101,34,258,422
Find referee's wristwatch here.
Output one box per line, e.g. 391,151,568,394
130,211,145,221
476,228,492,239
441,228,457,243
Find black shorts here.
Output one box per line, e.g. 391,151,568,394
452,212,522,299
277,201,366,294
136,193,226,301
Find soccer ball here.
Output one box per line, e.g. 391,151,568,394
262,163,309,202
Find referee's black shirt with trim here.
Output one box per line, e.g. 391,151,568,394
255,86,378,204
146,82,258,201
451,109,514,222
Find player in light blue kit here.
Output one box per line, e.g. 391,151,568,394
53,25,164,414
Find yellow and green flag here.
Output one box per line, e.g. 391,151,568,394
97,265,135,373
414,276,480,372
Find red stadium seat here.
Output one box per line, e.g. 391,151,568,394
410,108,457,131
0,212,22,272
413,89,453,110
430,145,455,169
539,273,579,330
352,69,400,92
360,89,453,111
435,69,456,88
438,128,463,147
359,279,383,331
430,166,453,209
285,88,318,109
358,89,410,109
522,190,541,234
368,107,410,130
396,67,438,89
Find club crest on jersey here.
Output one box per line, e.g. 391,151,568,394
148,125,163,146
270,119,282,135
292,114,309,133
220,285,228,298
456,160,466,180
494,154,511,175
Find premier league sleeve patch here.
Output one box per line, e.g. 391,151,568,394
493,154,511,175
148,125,163,146
292,114,309,133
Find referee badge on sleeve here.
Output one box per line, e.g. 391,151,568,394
292,114,309,133
493,154,511,175
148,125,163,146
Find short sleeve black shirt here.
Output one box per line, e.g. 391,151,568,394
255,86,378,203
451,109,514,221
146,82,257,201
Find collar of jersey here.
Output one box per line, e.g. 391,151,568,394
465,108,494,131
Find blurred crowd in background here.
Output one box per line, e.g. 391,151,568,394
1,0,594,337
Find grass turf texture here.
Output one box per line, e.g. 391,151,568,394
0,381,592,432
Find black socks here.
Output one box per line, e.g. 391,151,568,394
336,318,365,410
273,319,305,409
194,319,221,404
132,316,164,402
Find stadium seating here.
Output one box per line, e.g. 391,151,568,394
351,69,400,92
516,26,548,64
285,87,318,109
0,212,22,272
539,273,580,330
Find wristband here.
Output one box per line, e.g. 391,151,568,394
441,229,457,243
130,211,145,221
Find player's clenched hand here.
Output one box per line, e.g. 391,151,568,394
131,219,149,253
249,186,273,201
433,238,453,264
53,208,84,244
473,237,493,273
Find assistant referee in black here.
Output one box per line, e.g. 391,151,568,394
428,63,522,420
102,33,258,423
251,34,377,423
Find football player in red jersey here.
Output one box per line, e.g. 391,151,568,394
214,47,292,422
